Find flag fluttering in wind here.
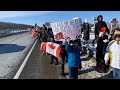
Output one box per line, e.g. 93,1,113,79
29,28,38,38
29,23,39,38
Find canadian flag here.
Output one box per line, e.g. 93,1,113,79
41,42,61,59
29,28,38,38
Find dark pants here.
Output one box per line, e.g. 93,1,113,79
69,67,78,79
83,40,88,45
92,35,99,45
37,35,41,43
51,55,58,64
60,57,65,74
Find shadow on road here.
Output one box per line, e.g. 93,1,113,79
0,44,26,54
95,72,113,79
78,67,95,75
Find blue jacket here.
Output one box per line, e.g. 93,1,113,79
66,44,81,67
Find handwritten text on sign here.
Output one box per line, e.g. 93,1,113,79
50,18,82,40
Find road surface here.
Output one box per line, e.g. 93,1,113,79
19,41,60,79
0,32,35,79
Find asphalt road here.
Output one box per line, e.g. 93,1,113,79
0,32,35,79
19,41,60,79
19,33,96,79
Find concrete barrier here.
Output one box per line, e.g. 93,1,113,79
0,29,29,38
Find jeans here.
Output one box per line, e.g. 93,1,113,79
69,67,78,79
113,68,120,79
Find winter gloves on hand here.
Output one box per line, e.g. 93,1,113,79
103,39,109,43
99,32,103,37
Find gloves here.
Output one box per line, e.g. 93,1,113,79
103,39,109,43
99,32,103,37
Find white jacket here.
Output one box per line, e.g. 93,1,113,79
104,41,120,69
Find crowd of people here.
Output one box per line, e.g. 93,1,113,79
34,15,120,79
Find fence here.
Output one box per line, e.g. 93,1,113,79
0,29,29,38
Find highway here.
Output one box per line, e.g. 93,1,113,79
0,32,35,79
19,41,60,79
0,32,105,79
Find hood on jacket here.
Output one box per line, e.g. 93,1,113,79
97,15,103,21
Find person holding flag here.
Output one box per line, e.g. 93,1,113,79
96,27,109,73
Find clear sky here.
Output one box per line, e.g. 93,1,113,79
0,11,120,26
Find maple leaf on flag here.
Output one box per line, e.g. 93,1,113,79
55,32,64,39
48,43,56,50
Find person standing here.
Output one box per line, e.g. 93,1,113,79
104,31,120,79
92,15,110,47
96,27,109,73
82,18,90,45
60,40,68,76
66,39,81,79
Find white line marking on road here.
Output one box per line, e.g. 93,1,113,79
13,40,38,79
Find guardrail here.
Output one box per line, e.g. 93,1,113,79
0,29,29,38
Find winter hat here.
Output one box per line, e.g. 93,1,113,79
112,31,120,40
100,27,107,32
114,28,120,31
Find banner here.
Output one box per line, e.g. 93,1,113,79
41,42,61,59
50,18,82,41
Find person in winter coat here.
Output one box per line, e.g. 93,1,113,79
66,39,81,79
104,31,120,79
49,33,59,65
47,28,54,42
82,18,90,45
96,27,109,73
65,37,71,63
92,15,110,47
60,40,68,76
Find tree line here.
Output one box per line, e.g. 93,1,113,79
0,22,33,30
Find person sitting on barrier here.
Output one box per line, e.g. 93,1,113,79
95,27,109,73
66,39,81,79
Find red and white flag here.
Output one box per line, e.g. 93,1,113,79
29,28,38,38
41,42,61,59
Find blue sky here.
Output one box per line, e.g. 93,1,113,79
0,11,120,26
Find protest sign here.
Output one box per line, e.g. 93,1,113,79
50,18,82,41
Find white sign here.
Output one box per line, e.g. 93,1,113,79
50,18,82,41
